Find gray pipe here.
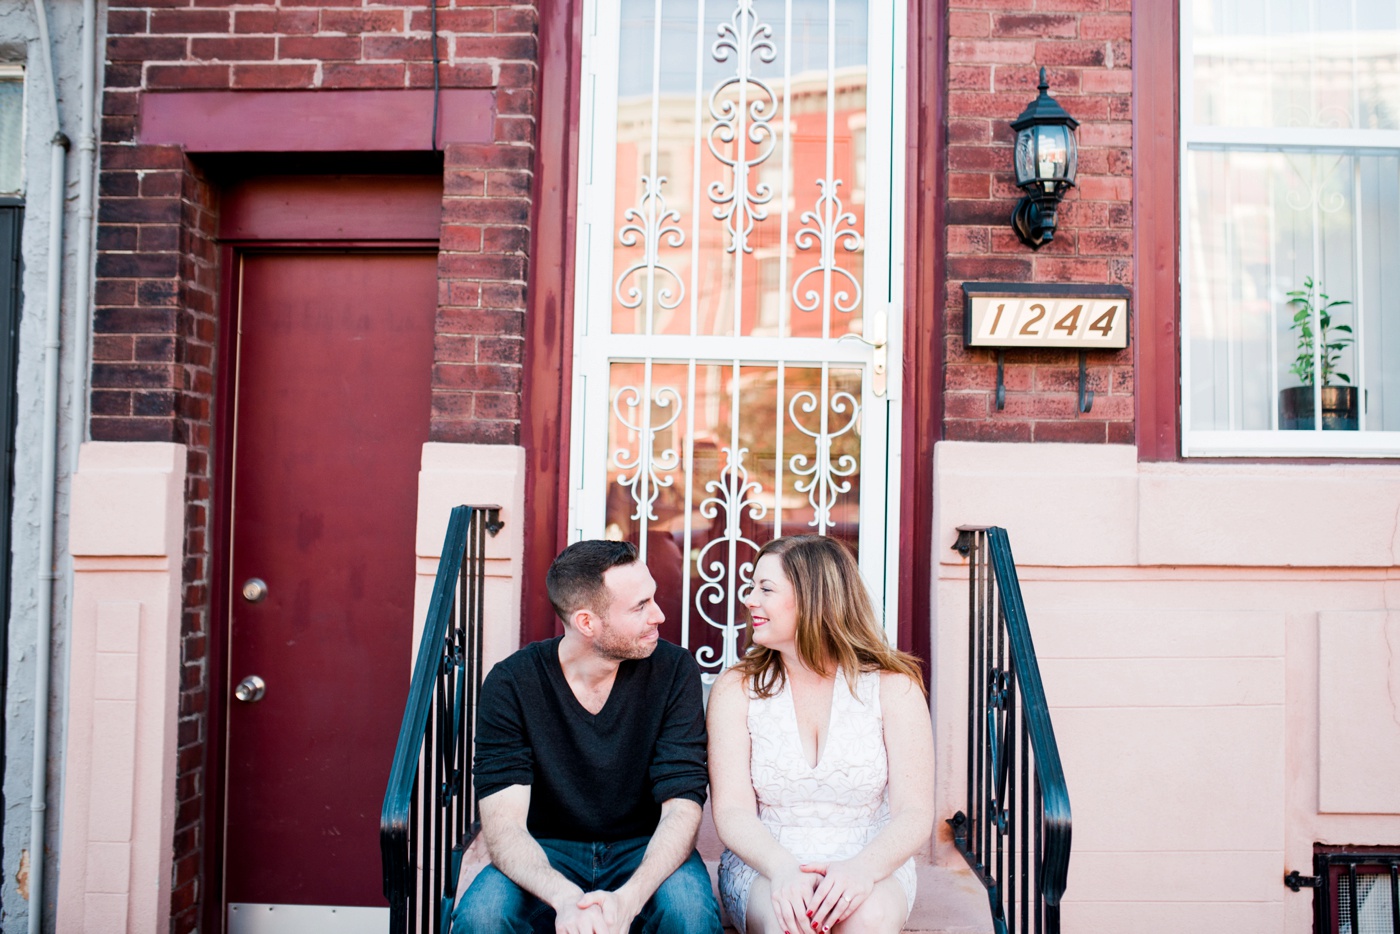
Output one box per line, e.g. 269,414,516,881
28,0,69,928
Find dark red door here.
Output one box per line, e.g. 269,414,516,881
224,251,435,909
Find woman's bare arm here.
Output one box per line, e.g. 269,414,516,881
708,667,816,933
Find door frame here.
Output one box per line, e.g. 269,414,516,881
205,176,442,933
522,0,943,664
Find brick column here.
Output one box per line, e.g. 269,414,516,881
944,0,1135,443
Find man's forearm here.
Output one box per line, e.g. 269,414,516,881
483,821,581,911
615,799,702,908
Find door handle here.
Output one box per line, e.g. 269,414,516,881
838,311,888,397
234,675,267,703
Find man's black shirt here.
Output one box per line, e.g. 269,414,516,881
473,636,708,842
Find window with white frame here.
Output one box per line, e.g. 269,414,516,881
1182,0,1400,456
0,67,23,195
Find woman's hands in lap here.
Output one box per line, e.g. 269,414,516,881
768,864,821,934
800,857,880,931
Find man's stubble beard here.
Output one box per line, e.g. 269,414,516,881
593,613,659,662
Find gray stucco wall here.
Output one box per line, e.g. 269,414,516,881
0,0,103,928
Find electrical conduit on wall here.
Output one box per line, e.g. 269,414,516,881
68,0,96,475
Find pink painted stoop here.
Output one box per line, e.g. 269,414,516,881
457,807,993,934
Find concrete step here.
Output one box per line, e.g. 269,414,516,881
459,846,993,933
905,863,995,934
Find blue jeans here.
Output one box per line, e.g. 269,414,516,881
452,837,722,934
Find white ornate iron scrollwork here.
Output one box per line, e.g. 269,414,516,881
611,385,683,522
1283,153,1348,214
707,0,777,255
788,388,860,533
694,445,766,680
792,178,864,314
615,175,686,312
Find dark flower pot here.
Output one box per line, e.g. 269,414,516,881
1278,386,1359,430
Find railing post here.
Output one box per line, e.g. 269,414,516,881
382,505,502,934
950,525,1071,934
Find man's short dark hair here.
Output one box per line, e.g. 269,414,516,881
546,540,639,624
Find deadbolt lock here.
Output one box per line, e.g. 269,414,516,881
241,578,268,603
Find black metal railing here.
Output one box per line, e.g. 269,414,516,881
382,504,502,934
1288,850,1400,933
948,526,1072,934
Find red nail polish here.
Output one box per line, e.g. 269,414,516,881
806,912,814,918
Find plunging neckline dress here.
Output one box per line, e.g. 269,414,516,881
718,668,917,930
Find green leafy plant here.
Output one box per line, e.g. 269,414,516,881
1287,277,1353,387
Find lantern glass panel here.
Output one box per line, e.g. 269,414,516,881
1014,127,1036,186
1035,125,1071,187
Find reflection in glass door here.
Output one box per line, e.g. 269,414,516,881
571,0,905,679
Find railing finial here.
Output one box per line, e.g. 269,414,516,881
953,525,984,558
484,507,504,537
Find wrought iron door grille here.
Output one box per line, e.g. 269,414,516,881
1313,852,1400,934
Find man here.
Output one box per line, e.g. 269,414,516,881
453,540,723,934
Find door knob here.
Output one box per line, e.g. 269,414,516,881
234,675,267,703
241,578,268,603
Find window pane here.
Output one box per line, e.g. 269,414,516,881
609,0,869,339
1193,0,1400,129
1186,149,1400,432
0,79,22,194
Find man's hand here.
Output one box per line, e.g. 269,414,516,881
576,888,644,934
552,898,611,934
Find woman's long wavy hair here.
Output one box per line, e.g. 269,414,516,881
732,535,924,698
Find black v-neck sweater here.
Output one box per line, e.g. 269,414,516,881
473,636,709,842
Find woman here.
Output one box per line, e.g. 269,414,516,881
708,536,935,934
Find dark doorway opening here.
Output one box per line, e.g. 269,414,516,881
0,198,25,913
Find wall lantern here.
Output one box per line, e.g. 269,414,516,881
1011,68,1079,250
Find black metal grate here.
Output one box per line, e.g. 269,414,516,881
1317,853,1400,934
381,505,501,934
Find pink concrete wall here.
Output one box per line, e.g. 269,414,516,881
411,442,526,674
58,442,186,934
932,441,1400,934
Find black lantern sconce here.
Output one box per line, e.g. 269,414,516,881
1011,68,1079,250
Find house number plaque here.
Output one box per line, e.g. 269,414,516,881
963,282,1131,350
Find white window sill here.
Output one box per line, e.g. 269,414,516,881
1184,430,1400,458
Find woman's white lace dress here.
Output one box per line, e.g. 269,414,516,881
718,668,916,931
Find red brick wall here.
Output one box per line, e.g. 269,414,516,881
95,2,537,929
435,131,533,444
944,0,1134,443
99,4,537,449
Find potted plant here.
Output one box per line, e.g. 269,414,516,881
1278,277,1359,430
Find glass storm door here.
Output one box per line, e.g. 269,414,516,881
569,0,906,679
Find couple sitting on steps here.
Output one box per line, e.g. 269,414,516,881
452,535,935,934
